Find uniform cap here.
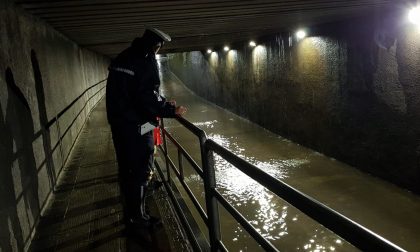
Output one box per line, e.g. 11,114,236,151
144,27,171,42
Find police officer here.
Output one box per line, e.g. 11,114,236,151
106,27,187,228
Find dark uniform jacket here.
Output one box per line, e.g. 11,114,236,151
106,40,175,127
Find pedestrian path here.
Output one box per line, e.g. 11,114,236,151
30,100,181,252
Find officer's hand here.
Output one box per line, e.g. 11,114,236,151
175,106,187,116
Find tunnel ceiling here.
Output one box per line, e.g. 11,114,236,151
15,0,393,57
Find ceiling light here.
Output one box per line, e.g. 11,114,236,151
207,49,212,54
409,6,420,25
249,41,257,47
296,30,307,39
224,46,230,51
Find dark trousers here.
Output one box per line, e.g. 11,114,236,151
110,123,154,220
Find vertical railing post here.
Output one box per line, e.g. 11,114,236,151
56,116,64,175
200,134,221,252
178,149,184,179
160,118,171,182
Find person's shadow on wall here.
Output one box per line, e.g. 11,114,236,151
32,50,57,188
4,68,40,247
0,82,24,252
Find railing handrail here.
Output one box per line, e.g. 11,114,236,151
13,78,107,163
157,115,406,251
206,139,405,252
176,115,207,140
27,78,108,143
45,79,107,129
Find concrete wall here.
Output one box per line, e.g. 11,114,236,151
168,14,420,194
0,1,109,250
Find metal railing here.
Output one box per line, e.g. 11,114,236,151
155,116,406,252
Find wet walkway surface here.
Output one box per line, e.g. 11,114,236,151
158,60,420,251
30,101,180,252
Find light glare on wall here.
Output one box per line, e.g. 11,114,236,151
224,46,230,51
409,6,420,25
249,41,257,47
296,30,307,39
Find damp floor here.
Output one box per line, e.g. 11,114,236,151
30,100,185,252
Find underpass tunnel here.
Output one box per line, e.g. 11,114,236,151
1,0,420,251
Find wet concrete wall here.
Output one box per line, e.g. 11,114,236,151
0,1,109,250
168,14,420,194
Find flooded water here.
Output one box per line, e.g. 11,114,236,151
157,58,420,252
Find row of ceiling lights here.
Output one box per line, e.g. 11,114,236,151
206,6,419,54
206,29,307,54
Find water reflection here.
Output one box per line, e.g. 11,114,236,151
164,110,357,251
193,120,218,128
163,98,357,251
300,232,343,252
159,63,420,251
209,133,315,244
162,45,420,251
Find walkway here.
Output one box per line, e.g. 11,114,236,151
30,100,181,252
